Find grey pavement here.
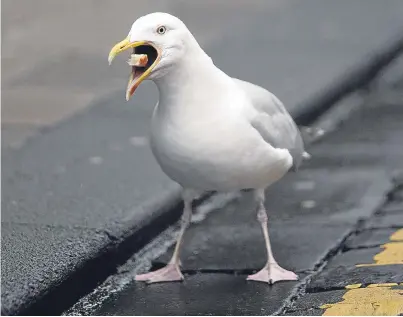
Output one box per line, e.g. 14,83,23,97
287,197,403,315
69,64,403,316
2,0,403,315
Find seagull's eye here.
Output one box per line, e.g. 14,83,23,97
157,26,166,35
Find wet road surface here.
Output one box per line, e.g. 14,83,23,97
3,1,403,315
65,68,403,315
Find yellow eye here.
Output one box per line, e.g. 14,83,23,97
157,26,166,34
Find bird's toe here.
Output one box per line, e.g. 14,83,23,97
247,263,298,284
135,264,184,283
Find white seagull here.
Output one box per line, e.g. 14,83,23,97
108,12,308,284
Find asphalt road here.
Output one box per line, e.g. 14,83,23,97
66,63,403,316
2,0,403,315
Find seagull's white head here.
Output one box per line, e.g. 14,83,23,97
108,12,198,101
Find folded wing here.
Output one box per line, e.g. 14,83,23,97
233,78,305,170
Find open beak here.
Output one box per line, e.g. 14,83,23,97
108,37,161,101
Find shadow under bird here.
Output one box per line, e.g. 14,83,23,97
108,12,310,284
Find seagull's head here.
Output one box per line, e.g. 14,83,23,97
108,12,194,101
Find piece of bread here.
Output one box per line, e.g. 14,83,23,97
127,54,148,67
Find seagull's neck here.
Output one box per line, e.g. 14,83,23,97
154,45,226,104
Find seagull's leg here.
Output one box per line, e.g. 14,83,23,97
247,188,298,284
135,190,194,283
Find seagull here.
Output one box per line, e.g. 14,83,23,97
108,12,308,284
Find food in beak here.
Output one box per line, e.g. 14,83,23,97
126,45,159,100
127,54,148,67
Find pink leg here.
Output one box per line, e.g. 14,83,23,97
247,189,298,284
135,190,194,284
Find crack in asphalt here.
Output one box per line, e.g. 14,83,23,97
342,244,385,251
274,219,366,315
277,184,402,315
305,282,403,294
365,225,403,229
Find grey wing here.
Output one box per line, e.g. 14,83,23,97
233,78,305,169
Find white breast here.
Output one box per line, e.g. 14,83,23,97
149,98,293,191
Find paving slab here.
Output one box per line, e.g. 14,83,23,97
95,273,301,316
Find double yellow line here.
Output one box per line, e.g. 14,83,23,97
321,229,403,315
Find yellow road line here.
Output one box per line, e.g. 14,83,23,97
321,228,403,316
321,284,403,315
390,228,403,241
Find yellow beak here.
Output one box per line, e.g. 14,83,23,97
108,37,145,65
108,37,160,101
